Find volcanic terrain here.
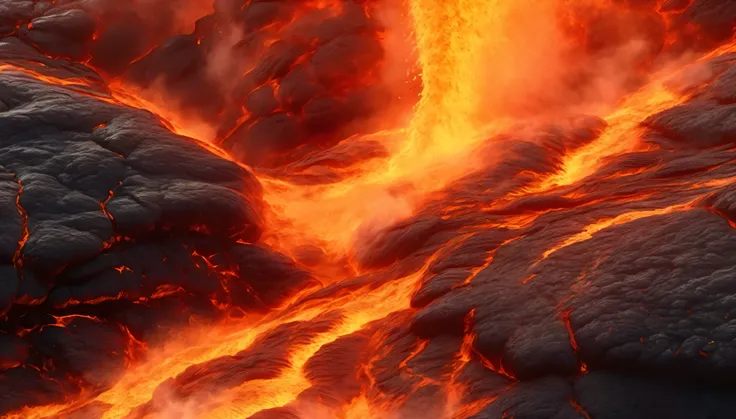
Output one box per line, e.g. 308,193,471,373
0,0,736,418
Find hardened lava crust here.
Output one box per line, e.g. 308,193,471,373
0,37,317,413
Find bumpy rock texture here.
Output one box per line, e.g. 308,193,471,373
0,37,317,413
8,0,735,171
1,0,397,167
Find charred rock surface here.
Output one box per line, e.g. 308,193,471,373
3,0,734,172
2,0,211,73
121,0,390,168
37,47,736,419
0,38,315,413
369,51,736,418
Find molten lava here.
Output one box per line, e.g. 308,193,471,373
5,0,736,418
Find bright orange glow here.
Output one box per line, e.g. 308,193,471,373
199,272,425,418
541,201,695,260
561,309,580,352
689,175,736,190
402,0,502,161
530,82,685,192
7,1,736,418
525,40,736,194
12,258,433,419
110,81,217,142
261,0,523,259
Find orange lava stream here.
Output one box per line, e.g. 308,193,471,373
262,0,517,259
0,63,116,103
6,2,509,416
530,82,684,192
199,270,427,418
0,64,98,88
6,2,736,419
690,175,736,190
11,177,27,272
540,200,696,261
400,0,504,164
10,257,432,419
528,40,736,193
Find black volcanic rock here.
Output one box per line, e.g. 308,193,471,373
120,0,389,168
678,0,736,43
3,0,213,75
0,37,313,413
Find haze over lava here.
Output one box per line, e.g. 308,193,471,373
0,0,735,418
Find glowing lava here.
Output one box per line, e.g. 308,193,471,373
262,0,519,259
401,0,503,161
531,81,685,192
7,1,736,418
11,258,433,419
541,201,696,260
7,3,512,413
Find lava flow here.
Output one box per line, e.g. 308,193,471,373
2,0,736,418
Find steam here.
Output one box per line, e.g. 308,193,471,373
473,0,672,121
147,385,217,419
329,0,693,261
351,184,416,261
112,77,218,142
372,0,420,117
203,21,250,96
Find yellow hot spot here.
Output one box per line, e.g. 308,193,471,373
391,0,508,174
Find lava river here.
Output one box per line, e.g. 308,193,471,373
1,0,736,418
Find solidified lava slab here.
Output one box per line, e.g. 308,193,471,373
0,0,399,168
0,38,318,413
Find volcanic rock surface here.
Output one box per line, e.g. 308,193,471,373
0,0,736,419
0,37,317,414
